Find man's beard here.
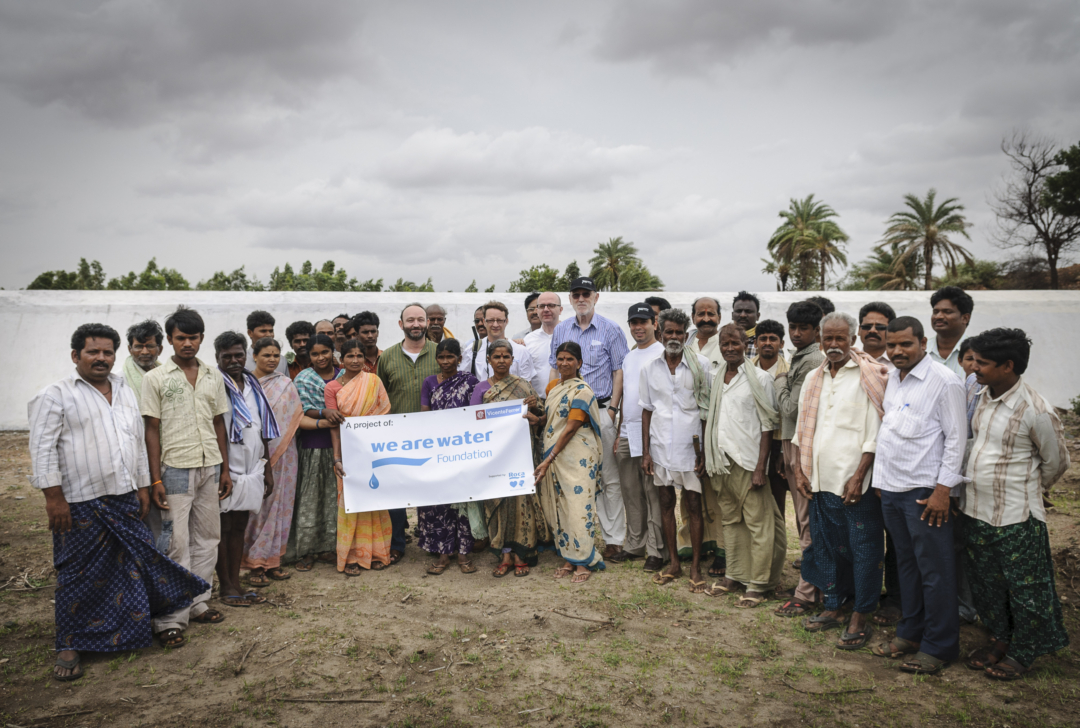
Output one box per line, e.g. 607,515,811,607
664,340,683,355
405,327,427,341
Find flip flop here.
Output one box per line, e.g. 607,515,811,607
266,568,291,581
900,651,948,675
571,570,591,584
704,580,739,597
514,563,530,577
221,595,252,608
985,656,1028,681
652,572,679,586
294,556,316,572
803,613,847,632
427,562,448,575
155,628,187,648
872,636,920,659
243,591,268,605
191,608,225,624
688,579,707,594
246,572,270,587
966,640,1008,670
774,599,814,617
371,560,389,571
553,565,574,579
344,564,363,577
53,653,83,682
492,563,513,578
388,550,405,566
458,560,477,574
737,593,767,608
836,626,873,650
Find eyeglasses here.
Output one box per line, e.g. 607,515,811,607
525,307,537,313
860,324,888,332
536,303,560,310
130,343,158,352
474,318,484,324
570,291,592,299
484,318,507,325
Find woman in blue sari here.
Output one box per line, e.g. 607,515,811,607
419,339,480,574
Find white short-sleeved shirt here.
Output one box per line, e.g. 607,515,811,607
639,353,712,472
523,328,554,397
713,366,777,473
619,342,663,455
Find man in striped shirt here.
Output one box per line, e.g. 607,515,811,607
959,328,1069,680
29,324,208,681
870,316,967,675
548,276,630,561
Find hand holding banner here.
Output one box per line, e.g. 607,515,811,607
339,401,536,513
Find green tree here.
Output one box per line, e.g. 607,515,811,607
617,259,664,291
557,260,581,290
484,284,496,293
197,266,265,291
267,260,382,291
934,259,1007,290
27,258,106,290
107,258,190,290
767,195,839,290
588,237,640,291
760,257,790,291
387,277,435,292
507,264,562,292
464,280,478,293
1044,142,1080,218
840,241,922,291
883,189,972,290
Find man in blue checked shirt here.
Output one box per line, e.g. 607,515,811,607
549,276,631,561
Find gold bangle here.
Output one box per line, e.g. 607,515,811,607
151,480,162,487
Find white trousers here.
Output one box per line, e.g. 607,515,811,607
596,411,625,547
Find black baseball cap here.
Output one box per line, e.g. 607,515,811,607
568,276,597,292
627,303,655,321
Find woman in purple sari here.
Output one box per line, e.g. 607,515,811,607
418,339,480,575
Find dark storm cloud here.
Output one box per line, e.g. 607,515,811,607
0,0,370,125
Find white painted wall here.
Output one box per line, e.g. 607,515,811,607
3,289,1078,429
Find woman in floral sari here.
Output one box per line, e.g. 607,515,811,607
243,337,322,585
327,340,394,575
418,339,480,575
469,340,548,577
287,334,341,570
534,342,605,583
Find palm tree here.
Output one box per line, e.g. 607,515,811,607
801,221,849,290
761,257,791,291
865,241,921,290
768,195,844,290
883,189,973,290
588,237,640,291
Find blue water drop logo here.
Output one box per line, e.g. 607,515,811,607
369,473,379,490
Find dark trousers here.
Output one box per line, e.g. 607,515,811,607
882,528,902,608
880,488,959,662
389,508,407,553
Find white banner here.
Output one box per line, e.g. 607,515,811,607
340,401,536,513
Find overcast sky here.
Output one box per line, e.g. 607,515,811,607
2,1,1079,292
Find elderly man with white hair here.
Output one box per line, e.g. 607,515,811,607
792,312,889,649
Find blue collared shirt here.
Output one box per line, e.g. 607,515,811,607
548,313,629,400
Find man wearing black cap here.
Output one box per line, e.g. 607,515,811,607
614,303,666,570
549,276,631,560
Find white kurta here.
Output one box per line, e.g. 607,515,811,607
638,353,712,472
792,360,880,496
688,334,723,375
714,366,776,473
458,338,537,385
220,385,266,513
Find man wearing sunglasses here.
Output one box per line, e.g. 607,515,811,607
858,302,897,371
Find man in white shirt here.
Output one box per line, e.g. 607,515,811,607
792,313,888,650
640,308,712,591
959,328,1070,680
688,297,722,373
29,323,208,681
460,301,537,384
614,304,665,569
522,292,562,398
870,316,967,675
702,325,785,608
928,286,974,378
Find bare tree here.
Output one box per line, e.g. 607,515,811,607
990,131,1080,289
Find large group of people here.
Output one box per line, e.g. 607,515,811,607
29,279,1070,684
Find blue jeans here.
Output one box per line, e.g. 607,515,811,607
880,488,960,662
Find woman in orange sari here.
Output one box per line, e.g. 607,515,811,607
327,340,394,576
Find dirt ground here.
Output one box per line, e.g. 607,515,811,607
2,420,1079,728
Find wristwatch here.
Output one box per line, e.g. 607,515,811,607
609,406,620,415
